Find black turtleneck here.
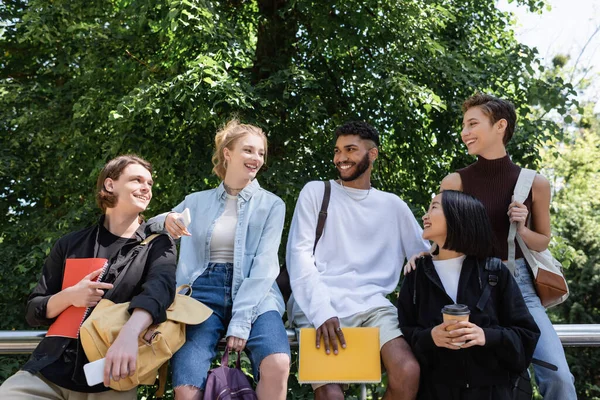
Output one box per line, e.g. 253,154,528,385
457,155,533,260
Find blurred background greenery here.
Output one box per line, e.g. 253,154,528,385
1,0,598,398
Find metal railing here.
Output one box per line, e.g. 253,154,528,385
0,325,598,400
552,324,600,347
1,324,599,354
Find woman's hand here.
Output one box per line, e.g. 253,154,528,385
431,321,463,350
446,320,486,348
403,252,430,275
227,336,247,352
165,212,191,239
508,200,529,233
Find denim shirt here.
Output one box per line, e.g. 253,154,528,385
147,179,286,340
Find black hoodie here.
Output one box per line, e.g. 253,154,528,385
397,255,539,398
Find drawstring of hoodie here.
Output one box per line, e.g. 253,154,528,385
413,258,419,305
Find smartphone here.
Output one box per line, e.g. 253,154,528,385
83,357,106,386
178,208,191,228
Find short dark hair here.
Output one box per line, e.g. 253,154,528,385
441,190,494,259
462,93,517,145
334,121,380,147
96,154,152,212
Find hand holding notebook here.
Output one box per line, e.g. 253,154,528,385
68,268,114,308
46,258,111,338
298,327,381,384
316,316,346,354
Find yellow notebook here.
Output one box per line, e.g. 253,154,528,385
298,327,381,384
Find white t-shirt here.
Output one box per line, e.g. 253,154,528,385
286,180,430,328
209,194,238,263
432,255,466,303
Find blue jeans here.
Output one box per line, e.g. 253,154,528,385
513,259,577,399
171,263,290,390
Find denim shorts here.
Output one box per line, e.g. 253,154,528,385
171,263,291,390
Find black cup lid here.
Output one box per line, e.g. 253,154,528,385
441,304,470,316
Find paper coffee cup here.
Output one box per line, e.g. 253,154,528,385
441,304,470,346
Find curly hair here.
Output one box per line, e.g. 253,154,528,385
334,121,380,147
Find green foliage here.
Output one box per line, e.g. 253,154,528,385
0,0,579,398
541,105,600,399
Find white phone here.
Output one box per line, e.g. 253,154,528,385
83,357,106,386
178,208,191,228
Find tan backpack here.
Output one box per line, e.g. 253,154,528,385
80,285,212,395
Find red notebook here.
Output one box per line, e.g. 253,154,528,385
46,258,108,338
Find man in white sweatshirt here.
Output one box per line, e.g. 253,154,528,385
286,121,430,400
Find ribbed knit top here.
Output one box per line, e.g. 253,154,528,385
457,155,533,260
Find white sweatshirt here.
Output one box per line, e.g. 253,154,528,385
286,180,430,328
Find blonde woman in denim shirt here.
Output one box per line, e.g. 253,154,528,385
148,120,290,400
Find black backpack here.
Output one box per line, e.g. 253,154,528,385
477,259,533,400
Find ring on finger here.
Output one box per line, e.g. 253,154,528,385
336,327,342,332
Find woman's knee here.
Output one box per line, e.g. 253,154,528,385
259,353,290,381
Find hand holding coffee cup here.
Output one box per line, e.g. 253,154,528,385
442,304,470,347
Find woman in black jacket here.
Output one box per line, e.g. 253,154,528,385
397,190,540,400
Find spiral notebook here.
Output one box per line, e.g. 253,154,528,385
298,327,381,384
46,258,108,339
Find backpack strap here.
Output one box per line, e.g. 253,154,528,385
141,233,162,245
155,362,169,398
276,181,331,303
531,358,558,371
313,181,331,254
412,258,419,305
103,233,165,300
506,168,536,274
476,258,501,311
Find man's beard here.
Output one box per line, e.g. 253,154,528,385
338,152,370,182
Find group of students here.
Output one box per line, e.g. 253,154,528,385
0,93,577,400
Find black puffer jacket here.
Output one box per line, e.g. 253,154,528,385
397,256,540,399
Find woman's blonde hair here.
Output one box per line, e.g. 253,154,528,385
211,119,268,180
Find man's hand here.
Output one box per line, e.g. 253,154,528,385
403,252,430,275
102,309,153,387
447,320,486,348
316,317,346,355
68,269,113,308
226,336,247,352
103,326,138,387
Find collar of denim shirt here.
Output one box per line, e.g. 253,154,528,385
216,178,261,202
